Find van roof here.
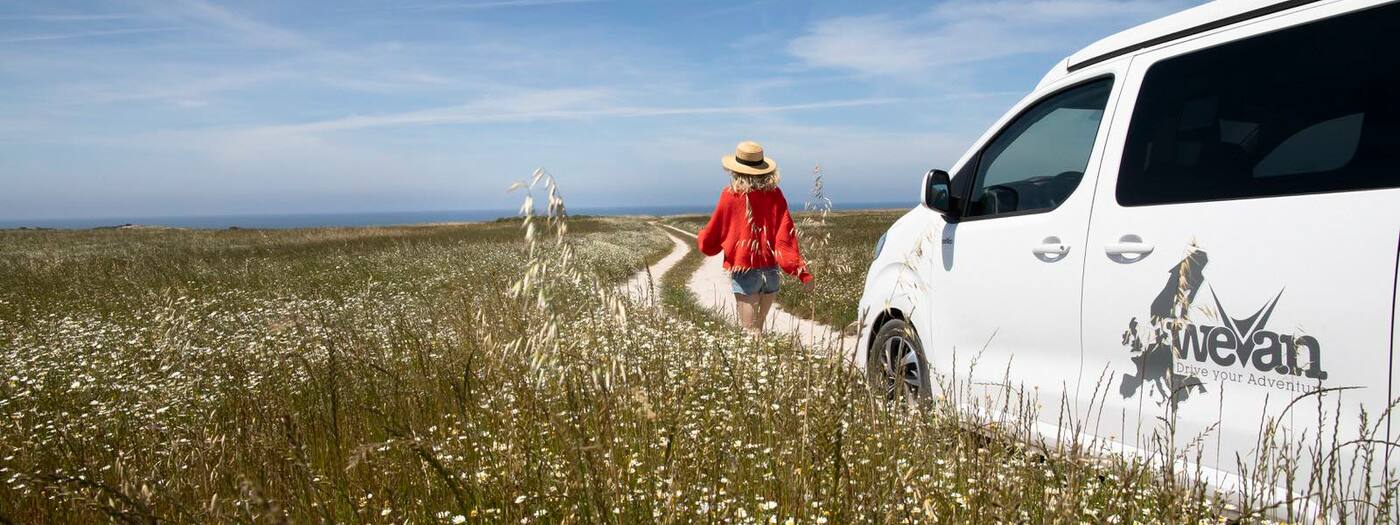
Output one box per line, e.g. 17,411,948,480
1038,0,1324,87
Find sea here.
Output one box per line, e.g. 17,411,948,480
0,202,912,230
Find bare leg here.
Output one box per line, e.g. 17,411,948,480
734,293,761,334
755,292,777,332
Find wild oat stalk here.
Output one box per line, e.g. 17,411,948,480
507,168,629,370
800,163,833,255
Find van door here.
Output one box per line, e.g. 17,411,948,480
1080,2,1400,502
925,74,1120,435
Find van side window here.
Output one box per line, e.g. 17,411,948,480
1116,3,1400,206
965,78,1112,219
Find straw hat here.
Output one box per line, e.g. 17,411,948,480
721,141,778,176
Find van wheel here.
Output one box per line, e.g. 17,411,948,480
867,319,931,401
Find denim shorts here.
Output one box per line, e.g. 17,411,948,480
730,266,781,295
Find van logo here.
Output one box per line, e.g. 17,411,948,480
1119,247,1327,407
1177,288,1327,380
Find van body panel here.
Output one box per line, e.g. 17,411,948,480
856,206,944,371
914,64,1130,435
1078,0,1400,510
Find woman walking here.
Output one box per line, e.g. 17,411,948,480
697,141,814,334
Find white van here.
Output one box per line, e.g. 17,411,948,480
856,0,1399,516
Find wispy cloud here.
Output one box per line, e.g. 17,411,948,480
789,0,1191,77
53,68,291,105
0,0,1203,218
0,14,139,21
252,90,901,134
139,0,311,48
929,0,1174,20
0,27,181,44
694,0,781,20
383,0,607,11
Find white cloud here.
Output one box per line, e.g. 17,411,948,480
244,90,901,135
97,88,904,176
140,0,311,49
8,0,1105,217
0,14,139,22
54,68,289,105
929,0,1174,21
386,0,607,11
0,27,181,44
789,0,1194,77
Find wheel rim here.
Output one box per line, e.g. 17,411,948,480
878,334,922,399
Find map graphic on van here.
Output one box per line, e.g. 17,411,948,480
1120,248,1328,407
1120,249,1209,407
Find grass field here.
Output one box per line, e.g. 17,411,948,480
0,202,1390,523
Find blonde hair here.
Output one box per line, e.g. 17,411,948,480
727,169,780,193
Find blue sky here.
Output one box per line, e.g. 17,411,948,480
0,0,1198,220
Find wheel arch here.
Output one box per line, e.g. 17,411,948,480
857,260,929,368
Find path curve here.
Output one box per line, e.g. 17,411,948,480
656,223,858,355
619,225,688,310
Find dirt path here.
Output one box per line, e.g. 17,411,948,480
619,226,689,309
655,223,858,355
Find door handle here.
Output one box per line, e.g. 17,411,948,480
1032,236,1070,260
1032,243,1070,256
1105,241,1154,256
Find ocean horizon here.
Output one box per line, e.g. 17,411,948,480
0,201,912,230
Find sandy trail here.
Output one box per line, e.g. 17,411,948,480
619,225,689,309
655,223,858,354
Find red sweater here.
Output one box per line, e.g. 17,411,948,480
697,187,813,284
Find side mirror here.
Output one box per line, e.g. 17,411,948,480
921,169,958,220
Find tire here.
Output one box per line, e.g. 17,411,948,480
866,319,932,401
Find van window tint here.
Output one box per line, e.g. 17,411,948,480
966,78,1112,218
1117,4,1400,206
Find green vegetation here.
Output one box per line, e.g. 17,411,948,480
778,210,904,329
0,199,1390,523
655,233,718,326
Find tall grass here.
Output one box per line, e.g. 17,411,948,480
0,171,1394,523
